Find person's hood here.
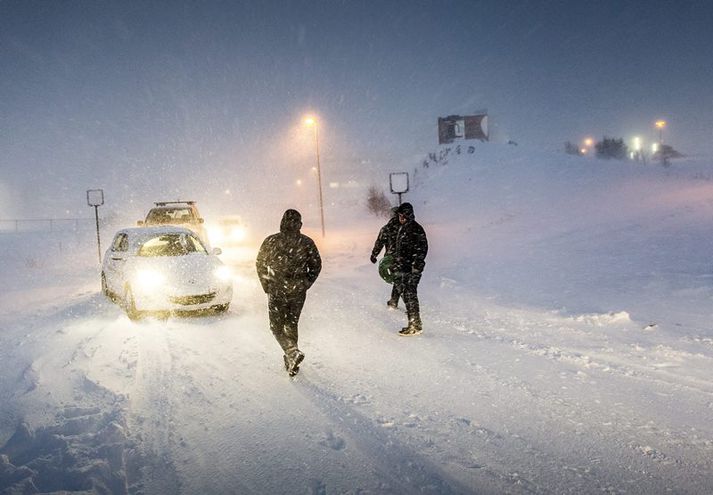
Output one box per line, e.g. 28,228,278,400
398,202,415,221
280,209,302,233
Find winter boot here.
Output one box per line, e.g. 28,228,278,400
398,322,423,336
387,299,398,309
286,348,305,376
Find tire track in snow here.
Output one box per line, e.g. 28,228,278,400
129,326,181,494
294,376,478,495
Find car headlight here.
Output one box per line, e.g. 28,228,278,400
208,226,224,244
230,226,246,241
134,269,166,290
214,266,232,281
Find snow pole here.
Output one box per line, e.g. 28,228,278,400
86,189,105,265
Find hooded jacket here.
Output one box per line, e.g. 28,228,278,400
256,209,322,296
371,207,401,258
394,203,428,274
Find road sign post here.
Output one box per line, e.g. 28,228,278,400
389,172,409,205
86,189,104,264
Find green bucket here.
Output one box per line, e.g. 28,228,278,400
378,254,396,284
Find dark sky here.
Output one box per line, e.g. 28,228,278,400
1,0,712,217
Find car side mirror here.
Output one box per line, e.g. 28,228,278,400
211,247,222,256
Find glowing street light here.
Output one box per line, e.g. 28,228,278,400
584,137,594,147
304,115,325,237
655,120,666,144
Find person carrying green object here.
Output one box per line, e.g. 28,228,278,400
370,206,401,308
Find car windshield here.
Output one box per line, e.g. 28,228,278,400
138,234,207,257
146,208,194,224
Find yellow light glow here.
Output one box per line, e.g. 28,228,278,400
584,138,593,147
296,179,303,186
208,226,224,245
655,120,666,129
304,116,316,126
214,266,232,281
652,143,659,153
230,227,246,242
580,148,587,154
134,269,165,290
633,136,641,151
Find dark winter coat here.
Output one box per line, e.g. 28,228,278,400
394,203,428,275
256,210,322,297
371,211,401,259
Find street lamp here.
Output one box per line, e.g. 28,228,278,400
304,116,325,237
655,120,666,144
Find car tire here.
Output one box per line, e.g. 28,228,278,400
101,272,115,301
124,286,142,321
212,303,230,313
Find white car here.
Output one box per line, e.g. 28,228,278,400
101,226,233,319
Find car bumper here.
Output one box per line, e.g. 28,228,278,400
134,286,232,312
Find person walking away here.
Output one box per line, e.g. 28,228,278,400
370,206,402,308
256,209,322,376
393,202,428,336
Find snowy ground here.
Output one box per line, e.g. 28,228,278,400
2,145,713,494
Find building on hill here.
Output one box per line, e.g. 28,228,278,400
438,112,489,144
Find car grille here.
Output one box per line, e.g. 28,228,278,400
170,292,217,305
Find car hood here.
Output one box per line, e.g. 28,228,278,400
129,254,225,292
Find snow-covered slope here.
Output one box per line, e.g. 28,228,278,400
1,145,713,494
410,145,713,333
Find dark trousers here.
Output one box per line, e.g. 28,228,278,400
395,273,422,328
389,283,401,304
267,292,306,354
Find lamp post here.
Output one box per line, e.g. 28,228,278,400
304,116,325,237
655,120,666,144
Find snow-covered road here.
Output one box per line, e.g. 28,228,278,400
2,236,712,494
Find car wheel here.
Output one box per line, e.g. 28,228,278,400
101,272,115,301
124,287,142,321
212,303,230,313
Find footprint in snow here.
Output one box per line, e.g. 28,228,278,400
376,417,396,429
346,393,370,405
319,431,345,450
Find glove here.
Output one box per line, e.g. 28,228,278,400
370,254,378,264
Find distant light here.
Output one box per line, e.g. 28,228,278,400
304,116,316,126
652,143,659,153
311,166,317,172
580,148,587,154
655,120,666,129
224,189,231,195
633,136,641,151
296,179,303,186
584,138,594,147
